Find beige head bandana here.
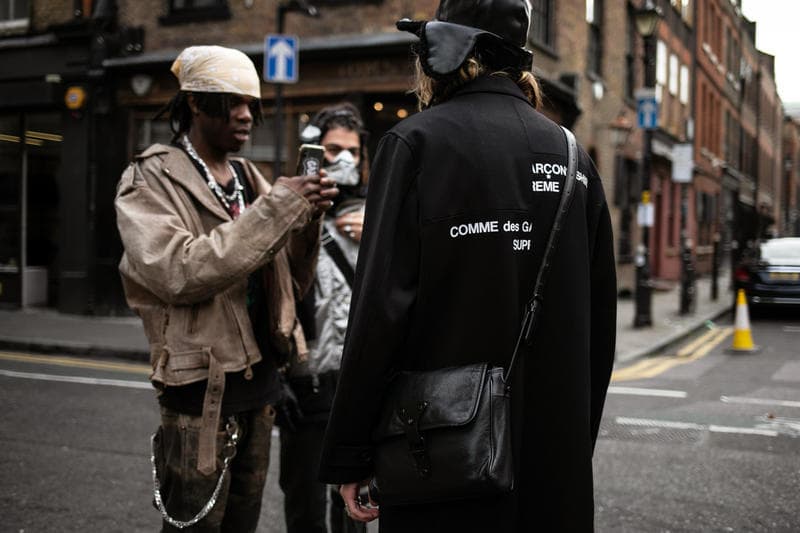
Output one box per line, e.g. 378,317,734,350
171,45,261,99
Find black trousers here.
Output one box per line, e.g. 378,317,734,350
279,419,366,533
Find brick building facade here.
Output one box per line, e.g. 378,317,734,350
782,117,800,236
0,0,794,315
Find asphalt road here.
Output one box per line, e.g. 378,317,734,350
595,307,800,532
0,308,797,532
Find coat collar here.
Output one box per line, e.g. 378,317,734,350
160,145,232,221
449,74,533,106
139,144,272,222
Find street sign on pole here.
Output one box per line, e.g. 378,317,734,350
636,88,658,130
265,34,298,84
671,143,694,183
637,190,655,228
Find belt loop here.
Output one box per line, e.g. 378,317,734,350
197,350,225,476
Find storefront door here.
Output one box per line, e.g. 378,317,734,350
0,112,61,308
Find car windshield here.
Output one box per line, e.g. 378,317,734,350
760,239,800,262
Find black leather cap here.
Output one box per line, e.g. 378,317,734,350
397,0,533,77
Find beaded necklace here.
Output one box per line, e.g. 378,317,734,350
181,134,246,215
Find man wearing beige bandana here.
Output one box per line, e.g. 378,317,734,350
115,45,338,532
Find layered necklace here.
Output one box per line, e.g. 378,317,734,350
181,134,246,216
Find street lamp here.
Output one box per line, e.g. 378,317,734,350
609,113,634,148
632,0,663,328
273,1,319,178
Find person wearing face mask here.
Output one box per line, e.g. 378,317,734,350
276,103,368,533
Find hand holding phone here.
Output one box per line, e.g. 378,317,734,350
296,144,325,176
273,143,337,215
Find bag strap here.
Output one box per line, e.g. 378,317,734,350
321,226,356,288
504,126,579,382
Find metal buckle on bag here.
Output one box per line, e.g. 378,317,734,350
397,401,431,479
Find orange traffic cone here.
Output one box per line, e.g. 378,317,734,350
729,289,760,353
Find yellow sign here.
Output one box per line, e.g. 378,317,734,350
64,86,87,110
642,190,651,204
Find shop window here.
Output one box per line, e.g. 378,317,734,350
0,0,30,34
160,0,231,25
530,0,554,50
134,113,280,163
134,116,173,153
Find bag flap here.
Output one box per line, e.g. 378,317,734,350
373,363,488,441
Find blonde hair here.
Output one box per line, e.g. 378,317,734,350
412,56,542,110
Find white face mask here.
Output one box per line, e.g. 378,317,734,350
325,149,360,186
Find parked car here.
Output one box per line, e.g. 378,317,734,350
734,237,800,308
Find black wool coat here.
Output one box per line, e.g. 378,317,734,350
319,75,617,532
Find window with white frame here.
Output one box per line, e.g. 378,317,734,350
0,0,30,33
586,0,604,76
669,54,679,95
656,40,668,86
671,0,692,21
679,64,690,105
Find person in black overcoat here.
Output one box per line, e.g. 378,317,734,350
318,1,617,531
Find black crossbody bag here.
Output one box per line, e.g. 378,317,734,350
370,127,579,506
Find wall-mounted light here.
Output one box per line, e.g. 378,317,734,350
64,86,87,110
396,108,408,119
633,0,663,38
592,80,605,101
608,113,633,148
131,74,153,97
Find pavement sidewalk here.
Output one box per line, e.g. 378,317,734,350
615,271,733,363
0,272,733,364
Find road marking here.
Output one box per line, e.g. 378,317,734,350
0,351,150,375
616,417,702,430
783,326,800,333
676,328,721,357
0,369,151,389
756,417,800,436
721,396,800,408
707,425,779,437
612,327,733,382
616,416,779,437
611,356,671,381
608,386,687,398
688,327,733,360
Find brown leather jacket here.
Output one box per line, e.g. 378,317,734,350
116,144,319,473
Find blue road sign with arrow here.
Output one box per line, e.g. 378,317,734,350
265,35,298,84
636,88,659,130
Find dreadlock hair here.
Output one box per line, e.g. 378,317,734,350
156,91,264,142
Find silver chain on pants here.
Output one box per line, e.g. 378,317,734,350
151,416,240,529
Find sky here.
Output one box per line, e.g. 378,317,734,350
741,0,800,104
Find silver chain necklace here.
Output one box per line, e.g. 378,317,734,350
181,134,245,214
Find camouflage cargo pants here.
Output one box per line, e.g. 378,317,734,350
153,404,275,532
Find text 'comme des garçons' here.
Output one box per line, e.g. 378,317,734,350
449,220,533,252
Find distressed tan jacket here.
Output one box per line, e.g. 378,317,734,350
116,143,319,473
